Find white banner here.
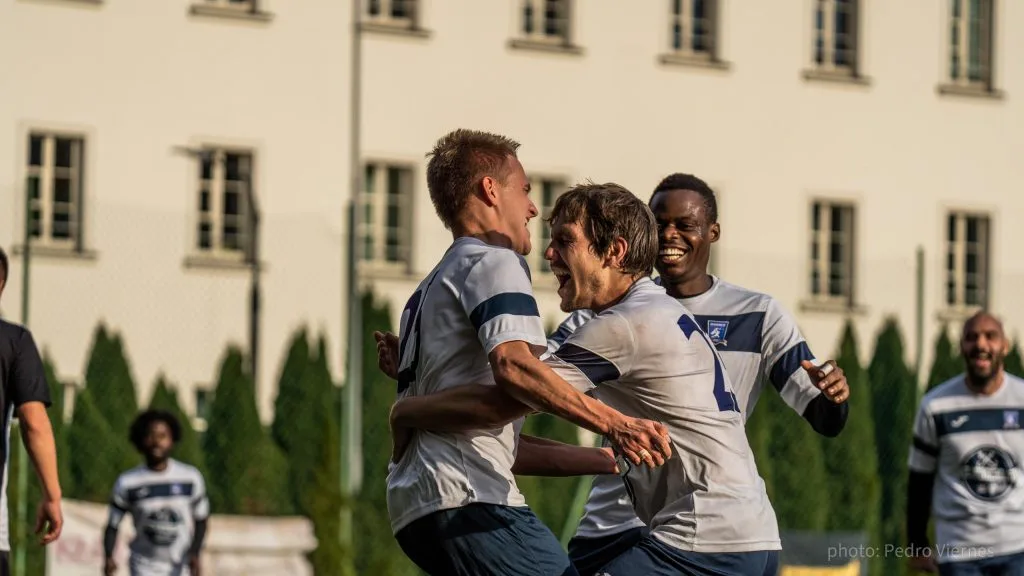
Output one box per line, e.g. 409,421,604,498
46,499,317,576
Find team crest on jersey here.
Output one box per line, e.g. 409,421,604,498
1005,411,1020,429
707,320,729,346
959,446,1019,500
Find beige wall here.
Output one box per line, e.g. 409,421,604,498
2,0,1021,426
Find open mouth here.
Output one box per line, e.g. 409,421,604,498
552,269,571,291
658,247,688,265
970,351,993,370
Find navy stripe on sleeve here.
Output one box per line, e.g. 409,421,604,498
913,435,939,457
548,323,574,349
469,293,540,331
769,342,815,392
553,343,620,385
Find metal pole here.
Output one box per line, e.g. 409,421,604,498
248,185,261,392
340,0,363,556
915,246,925,387
14,170,32,576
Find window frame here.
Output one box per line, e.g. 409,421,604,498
808,199,857,306
24,131,87,252
946,0,995,90
944,210,991,310
811,0,860,76
191,146,256,263
358,160,416,274
527,175,569,276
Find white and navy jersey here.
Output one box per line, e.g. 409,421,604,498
385,237,548,534
0,320,52,552
546,278,780,554
908,374,1024,562
549,276,822,539
107,459,209,569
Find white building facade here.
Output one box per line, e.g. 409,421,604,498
2,0,1022,421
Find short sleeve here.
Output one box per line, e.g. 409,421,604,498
761,298,819,415
107,476,129,526
544,310,595,358
11,329,51,408
459,249,546,355
908,401,939,473
545,311,635,393
192,471,210,520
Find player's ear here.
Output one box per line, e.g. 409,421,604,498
479,176,500,206
709,222,721,244
606,236,629,269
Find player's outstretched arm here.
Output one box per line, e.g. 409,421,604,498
906,471,937,572
18,402,63,545
512,434,618,477
390,384,533,432
489,340,671,467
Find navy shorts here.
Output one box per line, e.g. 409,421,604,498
595,534,779,576
395,503,578,576
568,527,649,576
939,550,1024,576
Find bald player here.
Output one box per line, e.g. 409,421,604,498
907,312,1024,575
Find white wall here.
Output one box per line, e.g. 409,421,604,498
1,0,352,419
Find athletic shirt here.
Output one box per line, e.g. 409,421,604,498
908,373,1024,562
385,237,548,534
549,275,822,539
107,459,209,567
545,278,781,553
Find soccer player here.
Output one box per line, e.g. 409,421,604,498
0,246,63,575
388,182,787,575
104,410,209,576
555,174,851,575
906,312,1024,575
384,129,670,576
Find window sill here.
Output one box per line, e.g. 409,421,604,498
9,244,98,262
658,53,730,72
360,21,431,39
189,4,274,23
183,254,261,272
937,84,1004,100
936,306,983,323
802,68,871,87
508,38,583,56
798,298,868,316
19,0,102,7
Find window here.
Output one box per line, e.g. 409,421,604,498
529,177,567,274
519,0,572,45
359,162,413,270
25,133,85,250
668,0,718,60
365,0,418,27
813,0,859,74
946,212,990,309
809,201,855,303
195,148,254,260
948,0,994,89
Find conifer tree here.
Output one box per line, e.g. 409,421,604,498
926,325,962,391
353,291,420,576
202,346,291,516
68,388,131,502
868,318,917,576
762,389,829,530
1006,338,1023,378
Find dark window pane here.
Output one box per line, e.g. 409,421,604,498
201,155,213,181
29,136,43,167
831,207,844,232
199,223,212,249
966,217,979,242
224,190,240,216
200,188,210,212
361,235,374,260
812,203,821,231
947,281,956,305
54,177,72,204
523,0,534,34
52,212,71,239
948,214,957,241
26,176,40,200
55,139,75,168
364,164,376,193
368,0,380,16
387,204,400,229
